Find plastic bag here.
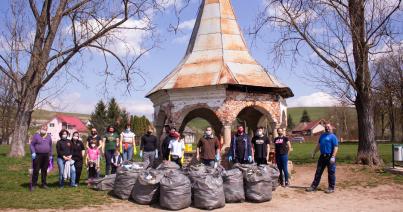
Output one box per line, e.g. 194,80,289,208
159,170,191,210
131,169,164,204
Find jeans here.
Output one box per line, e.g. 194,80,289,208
202,159,215,167
311,154,336,189
122,144,133,161
57,157,76,187
32,153,49,186
143,151,156,168
276,154,289,183
104,150,114,175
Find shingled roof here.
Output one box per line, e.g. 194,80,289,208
147,0,293,98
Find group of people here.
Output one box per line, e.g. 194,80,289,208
30,121,338,193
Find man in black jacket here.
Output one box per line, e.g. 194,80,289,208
140,128,158,168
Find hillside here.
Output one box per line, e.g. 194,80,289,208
288,107,356,123
32,109,90,121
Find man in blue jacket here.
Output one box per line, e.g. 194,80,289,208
228,125,253,164
306,123,339,193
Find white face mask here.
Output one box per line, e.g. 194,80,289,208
91,144,96,148
205,131,212,136
62,135,67,139
73,136,79,140
257,131,263,136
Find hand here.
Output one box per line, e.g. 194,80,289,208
330,156,336,164
155,150,159,159
228,156,233,162
49,156,53,160
196,155,200,161
139,151,143,158
31,153,36,160
215,154,220,161
248,156,253,163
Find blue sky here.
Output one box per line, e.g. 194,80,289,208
0,0,340,118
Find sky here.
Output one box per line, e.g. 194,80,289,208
0,0,343,118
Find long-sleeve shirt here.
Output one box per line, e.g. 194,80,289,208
140,134,158,152
56,139,73,158
30,133,52,155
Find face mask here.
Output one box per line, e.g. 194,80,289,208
257,131,263,136
91,144,96,148
62,135,68,139
205,131,212,136
126,128,130,132
73,136,79,140
325,128,330,132
147,131,152,135
40,130,47,135
169,132,175,137
237,129,244,134
91,132,97,135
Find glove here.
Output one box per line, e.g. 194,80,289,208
228,156,233,162
139,151,143,158
248,156,253,163
133,146,137,155
31,153,36,160
215,154,220,161
49,156,53,160
330,156,336,164
155,150,159,159
181,156,185,164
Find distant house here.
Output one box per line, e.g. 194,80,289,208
292,119,335,136
44,114,88,142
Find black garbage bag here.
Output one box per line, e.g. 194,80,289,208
113,162,145,200
159,170,192,210
189,168,225,210
242,165,272,202
90,174,116,191
266,164,280,191
131,169,164,205
156,161,180,173
221,169,245,203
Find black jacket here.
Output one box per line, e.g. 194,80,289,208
56,139,73,159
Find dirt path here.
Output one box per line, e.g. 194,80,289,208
6,164,403,212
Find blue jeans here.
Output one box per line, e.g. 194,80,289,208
57,157,76,187
122,144,133,161
104,150,115,175
311,154,336,189
276,154,289,183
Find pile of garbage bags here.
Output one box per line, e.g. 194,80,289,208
90,162,280,210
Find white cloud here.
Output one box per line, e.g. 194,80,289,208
287,92,339,107
178,19,196,30
120,99,154,119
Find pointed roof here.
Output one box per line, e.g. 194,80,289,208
147,0,293,98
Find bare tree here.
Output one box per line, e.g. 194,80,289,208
0,74,15,144
252,0,401,165
0,0,175,157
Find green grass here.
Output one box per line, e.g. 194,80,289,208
289,142,393,165
32,109,90,121
288,107,356,123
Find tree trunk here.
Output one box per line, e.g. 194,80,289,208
388,96,396,142
8,88,38,157
355,92,382,166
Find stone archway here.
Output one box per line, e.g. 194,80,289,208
235,106,276,138
155,110,168,141
178,107,223,139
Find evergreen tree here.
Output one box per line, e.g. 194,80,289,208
107,98,121,128
118,109,130,133
300,109,311,123
89,100,108,136
287,113,295,130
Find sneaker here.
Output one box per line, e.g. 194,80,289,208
30,186,37,191
285,181,290,187
71,184,78,187
41,185,49,189
325,188,335,194
305,187,317,192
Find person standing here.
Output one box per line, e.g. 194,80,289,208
120,124,136,161
196,127,220,167
161,127,176,161
102,126,120,175
274,128,292,187
86,139,101,181
251,127,271,166
168,132,185,168
140,127,158,168
86,128,102,150
228,125,253,164
111,148,123,174
306,124,339,193
30,125,53,190
56,129,77,188
71,132,85,186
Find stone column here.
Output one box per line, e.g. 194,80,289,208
222,125,232,149
271,122,279,138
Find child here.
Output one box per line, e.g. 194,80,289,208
168,132,185,168
86,139,100,182
111,148,123,174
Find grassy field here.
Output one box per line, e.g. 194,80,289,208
287,107,356,122
0,143,400,209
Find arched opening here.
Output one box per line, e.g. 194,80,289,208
234,106,274,139
179,108,223,145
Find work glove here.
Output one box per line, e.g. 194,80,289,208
248,156,253,163
31,153,36,160
181,156,185,164
215,154,220,161
228,156,233,162
139,151,143,158
330,156,336,164
155,150,159,159
133,146,137,155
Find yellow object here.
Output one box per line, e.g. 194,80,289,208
168,154,171,161
120,144,123,154
185,144,192,152
181,156,184,164
133,145,137,155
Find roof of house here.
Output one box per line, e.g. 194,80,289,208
146,0,293,98
55,115,87,132
292,119,335,132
